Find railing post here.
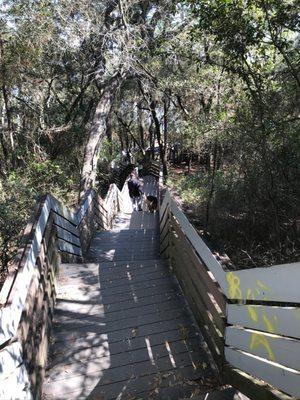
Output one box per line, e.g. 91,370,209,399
159,190,171,259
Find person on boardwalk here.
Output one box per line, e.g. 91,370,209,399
128,173,143,211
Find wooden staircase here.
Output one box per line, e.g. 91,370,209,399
43,177,219,399
3,165,298,400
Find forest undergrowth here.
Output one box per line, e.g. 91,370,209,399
1,0,299,284
168,164,300,270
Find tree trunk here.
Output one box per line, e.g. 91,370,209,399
138,107,146,150
0,38,15,169
149,121,155,159
117,131,124,151
187,151,192,174
106,117,113,156
150,99,168,181
79,88,115,200
163,95,169,178
205,141,218,228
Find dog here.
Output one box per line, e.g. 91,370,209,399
143,194,158,213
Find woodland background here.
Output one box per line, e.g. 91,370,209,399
0,0,299,280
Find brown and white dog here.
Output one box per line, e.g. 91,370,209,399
143,194,158,213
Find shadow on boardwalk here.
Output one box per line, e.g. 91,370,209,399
43,177,224,399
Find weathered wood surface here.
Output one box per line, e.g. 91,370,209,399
226,326,300,371
224,366,295,400
43,176,219,400
159,190,226,372
160,187,300,400
0,180,122,398
225,262,300,303
170,199,227,293
225,347,300,398
227,304,300,339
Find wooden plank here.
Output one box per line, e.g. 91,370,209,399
56,291,179,319
77,201,98,252
104,185,119,228
96,194,108,214
55,296,184,326
160,241,170,257
0,363,32,400
160,231,169,253
0,341,23,380
0,199,42,306
170,239,224,349
92,235,159,246
160,202,169,226
56,226,81,247
179,288,223,370
226,326,300,371
51,323,198,356
88,241,159,253
44,362,201,399
57,279,176,307
170,232,225,333
58,239,82,257
170,215,226,313
227,304,300,340
170,197,227,293
52,307,191,342
47,338,203,384
159,190,170,223
160,203,169,230
43,213,55,251
160,219,170,243
0,196,52,345
224,365,295,400
51,318,198,349
48,342,200,383
93,200,108,221
60,273,171,297
225,262,300,303
50,334,201,373
225,347,300,398
54,308,191,344
170,247,223,366
53,213,78,236
76,191,95,225
49,195,78,225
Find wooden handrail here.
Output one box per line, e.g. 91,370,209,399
0,166,131,398
159,187,300,400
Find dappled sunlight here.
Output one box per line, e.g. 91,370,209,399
44,175,217,399
165,341,177,368
145,337,156,366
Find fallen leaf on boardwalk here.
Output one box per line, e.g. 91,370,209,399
185,380,197,386
190,388,204,398
139,371,149,377
202,362,207,369
123,395,137,400
131,327,138,337
179,325,189,340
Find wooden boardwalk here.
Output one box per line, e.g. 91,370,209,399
43,176,218,399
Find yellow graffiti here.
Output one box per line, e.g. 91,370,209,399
262,314,276,334
246,289,258,323
256,280,270,291
250,333,276,361
226,271,279,361
226,272,242,299
246,285,278,361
